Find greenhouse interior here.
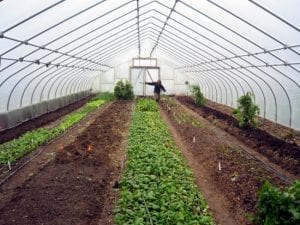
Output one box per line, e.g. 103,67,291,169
0,0,299,225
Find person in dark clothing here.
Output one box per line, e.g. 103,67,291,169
145,80,166,102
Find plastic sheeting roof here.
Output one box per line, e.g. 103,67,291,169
0,0,299,129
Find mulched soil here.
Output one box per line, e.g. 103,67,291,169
0,95,94,144
176,96,300,176
160,97,293,225
0,100,132,225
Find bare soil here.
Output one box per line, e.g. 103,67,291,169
176,96,300,176
0,95,94,144
0,100,132,225
160,97,297,225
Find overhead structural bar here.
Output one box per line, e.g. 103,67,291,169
136,0,141,57
149,0,178,57
178,1,300,74
0,56,103,71
1,0,111,56
248,0,300,32
206,0,300,56
2,0,66,34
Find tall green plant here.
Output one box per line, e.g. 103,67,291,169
233,92,259,128
114,80,134,100
190,85,206,106
253,181,300,225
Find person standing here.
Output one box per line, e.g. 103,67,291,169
145,80,166,102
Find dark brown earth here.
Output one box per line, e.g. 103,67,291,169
0,95,94,144
176,96,300,176
0,100,132,225
160,97,297,225
1,95,298,225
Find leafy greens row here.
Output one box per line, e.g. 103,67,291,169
0,93,114,164
115,99,215,225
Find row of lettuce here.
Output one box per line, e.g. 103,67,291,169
0,93,114,164
115,99,215,224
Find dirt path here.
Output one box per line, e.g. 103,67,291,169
159,97,292,225
0,100,132,225
160,108,240,225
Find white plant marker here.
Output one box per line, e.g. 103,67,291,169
193,136,196,143
218,162,221,171
8,161,11,170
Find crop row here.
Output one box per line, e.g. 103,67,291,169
115,99,215,224
0,93,114,164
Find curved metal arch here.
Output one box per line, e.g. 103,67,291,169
206,0,300,58
150,4,294,125
56,66,99,98
42,68,83,101
78,76,93,93
64,65,102,96
193,74,215,101
81,77,95,92
149,32,245,106
69,76,90,96
176,1,294,125
30,67,70,104
148,22,277,122
203,72,226,103
152,38,239,106
147,24,271,118
0,1,150,95
188,75,208,98
26,25,146,105
68,76,86,95
148,35,244,105
6,65,50,110
189,64,245,101
172,1,300,87
58,72,85,97
22,25,150,106
92,38,141,63
81,26,152,62
147,26,251,96
201,71,232,106
71,16,155,61
53,68,97,99
1,0,133,71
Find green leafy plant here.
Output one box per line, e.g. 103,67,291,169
115,99,215,224
136,98,158,112
233,92,260,128
190,85,206,106
114,80,134,100
0,93,114,164
253,181,300,225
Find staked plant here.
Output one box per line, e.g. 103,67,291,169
233,92,260,128
190,85,206,106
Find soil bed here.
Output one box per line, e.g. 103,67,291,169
0,95,94,144
160,97,292,225
0,100,132,225
176,96,300,176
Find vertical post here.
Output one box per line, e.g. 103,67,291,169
143,69,146,96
